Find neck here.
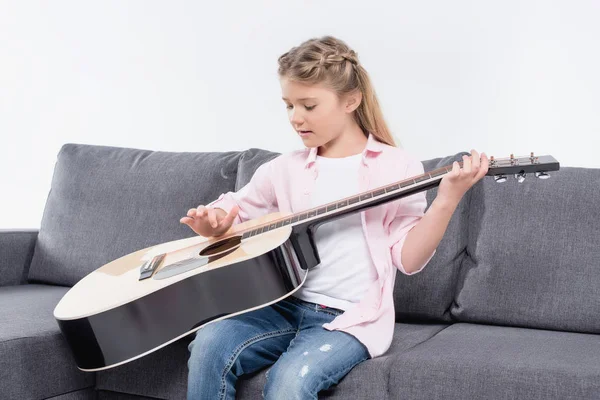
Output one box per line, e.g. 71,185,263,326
317,126,367,158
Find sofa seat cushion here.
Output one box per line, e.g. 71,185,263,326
0,284,94,399
96,322,450,399
388,323,600,399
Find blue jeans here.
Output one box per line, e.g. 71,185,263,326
187,295,370,399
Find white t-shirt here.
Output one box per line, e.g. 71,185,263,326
294,152,379,311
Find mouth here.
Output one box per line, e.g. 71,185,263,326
298,130,313,137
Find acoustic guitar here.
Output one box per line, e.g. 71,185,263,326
53,153,559,371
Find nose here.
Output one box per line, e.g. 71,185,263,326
289,108,304,126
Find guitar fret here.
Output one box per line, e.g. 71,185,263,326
348,196,360,204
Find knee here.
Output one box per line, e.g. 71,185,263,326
263,361,319,400
187,322,230,373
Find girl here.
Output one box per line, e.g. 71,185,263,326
180,35,489,399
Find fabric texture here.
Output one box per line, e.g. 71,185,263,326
388,323,600,399
453,166,600,333
0,229,38,287
0,284,95,399
46,388,97,399
27,143,242,286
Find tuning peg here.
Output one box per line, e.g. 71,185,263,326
495,175,507,183
514,172,526,183
535,171,551,179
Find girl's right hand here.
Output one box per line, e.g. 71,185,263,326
179,204,240,237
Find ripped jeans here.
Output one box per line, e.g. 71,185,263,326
187,295,370,400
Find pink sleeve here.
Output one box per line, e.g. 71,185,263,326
388,159,436,275
205,159,278,225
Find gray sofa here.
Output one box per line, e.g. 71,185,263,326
2,143,599,400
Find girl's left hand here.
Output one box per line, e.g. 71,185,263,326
436,149,489,208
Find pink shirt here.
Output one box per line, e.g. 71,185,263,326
207,132,436,358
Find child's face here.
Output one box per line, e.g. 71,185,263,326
280,77,359,148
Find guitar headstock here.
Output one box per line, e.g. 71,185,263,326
485,152,559,183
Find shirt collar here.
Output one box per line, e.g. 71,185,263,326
303,132,385,169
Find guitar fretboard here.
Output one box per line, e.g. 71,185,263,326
240,164,452,240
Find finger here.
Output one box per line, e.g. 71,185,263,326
208,208,218,228
187,208,196,217
223,205,239,226
471,149,480,170
478,152,489,178
180,216,192,225
450,161,460,178
462,154,472,174
195,205,206,218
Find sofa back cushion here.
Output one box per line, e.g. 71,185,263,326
28,143,241,286
234,148,281,191
393,152,471,323
452,166,600,333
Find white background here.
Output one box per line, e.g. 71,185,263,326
2,1,599,229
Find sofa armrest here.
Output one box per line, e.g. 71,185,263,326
0,229,39,286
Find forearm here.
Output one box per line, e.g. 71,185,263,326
400,197,459,274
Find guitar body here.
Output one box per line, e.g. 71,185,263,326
54,212,307,371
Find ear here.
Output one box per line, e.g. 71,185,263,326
344,90,362,113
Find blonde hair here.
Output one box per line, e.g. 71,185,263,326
277,35,397,147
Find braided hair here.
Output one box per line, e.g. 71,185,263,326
278,36,397,147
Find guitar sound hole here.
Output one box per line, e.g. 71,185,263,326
199,235,242,257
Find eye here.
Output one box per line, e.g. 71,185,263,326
285,104,316,111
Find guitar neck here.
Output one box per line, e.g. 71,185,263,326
240,152,559,241
241,164,451,241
